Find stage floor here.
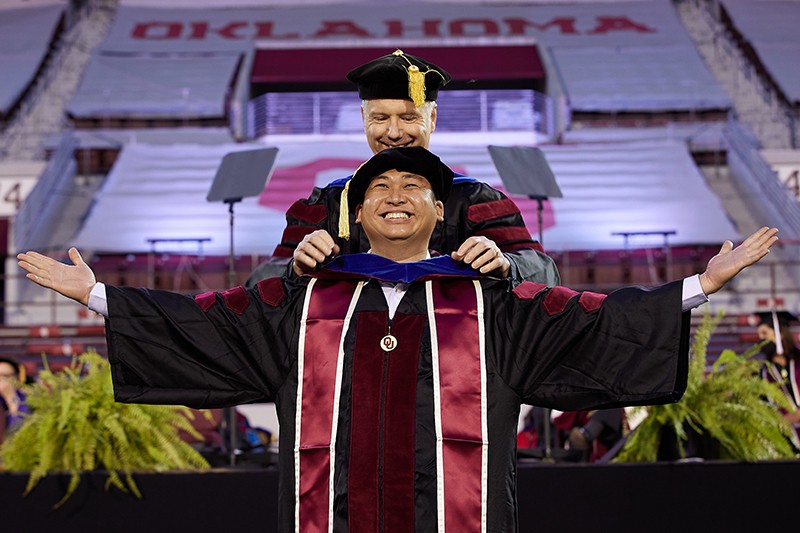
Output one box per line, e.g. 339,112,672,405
3,460,797,531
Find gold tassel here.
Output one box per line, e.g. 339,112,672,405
391,50,447,108
407,65,426,107
338,179,351,240
339,160,370,239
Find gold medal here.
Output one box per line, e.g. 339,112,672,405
380,334,398,352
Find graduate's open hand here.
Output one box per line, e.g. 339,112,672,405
451,236,511,277
699,227,778,295
292,229,340,276
17,247,96,306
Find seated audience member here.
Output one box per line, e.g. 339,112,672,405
0,357,31,443
559,409,624,463
756,311,800,442
177,408,224,452
516,408,625,463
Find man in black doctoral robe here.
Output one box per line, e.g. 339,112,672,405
248,49,560,288
18,147,778,533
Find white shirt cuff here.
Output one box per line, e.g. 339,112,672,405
88,282,109,317
681,274,708,312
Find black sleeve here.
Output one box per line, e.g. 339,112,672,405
441,181,560,285
486,280,690,411
246,185,335,287
273,185,371,257
270,185,331,258
249,184,371,287
505,248,561,287
105,279,300,409
245,258,292,288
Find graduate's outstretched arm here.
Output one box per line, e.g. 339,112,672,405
17,247,96,306
699,227,779,296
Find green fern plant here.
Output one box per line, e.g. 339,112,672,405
616,309,799,462
0,351,210,507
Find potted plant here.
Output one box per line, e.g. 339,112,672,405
0,351,210,507
616,310,798,462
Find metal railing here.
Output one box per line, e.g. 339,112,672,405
13,134,79,252
724,119,800,241
247,88,554,139
720,119,800,292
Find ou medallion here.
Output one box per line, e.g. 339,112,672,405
380,334,398,352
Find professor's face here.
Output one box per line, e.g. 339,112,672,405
362,99,436,155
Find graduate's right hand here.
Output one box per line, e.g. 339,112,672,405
292,229,340,276
17,247,96,306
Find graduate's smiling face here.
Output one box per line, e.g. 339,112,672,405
355,169,444,261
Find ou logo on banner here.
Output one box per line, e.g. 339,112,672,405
257,157,365,213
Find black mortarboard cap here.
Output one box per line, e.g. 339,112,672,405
752,310,798,328
751,310,797,356
338,147,454,239
348,146,453,208
346,49,451,107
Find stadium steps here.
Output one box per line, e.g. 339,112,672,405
0,0,119,161
675,0,794,149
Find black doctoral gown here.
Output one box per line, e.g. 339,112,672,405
105,255,690,533
247,174,561,287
